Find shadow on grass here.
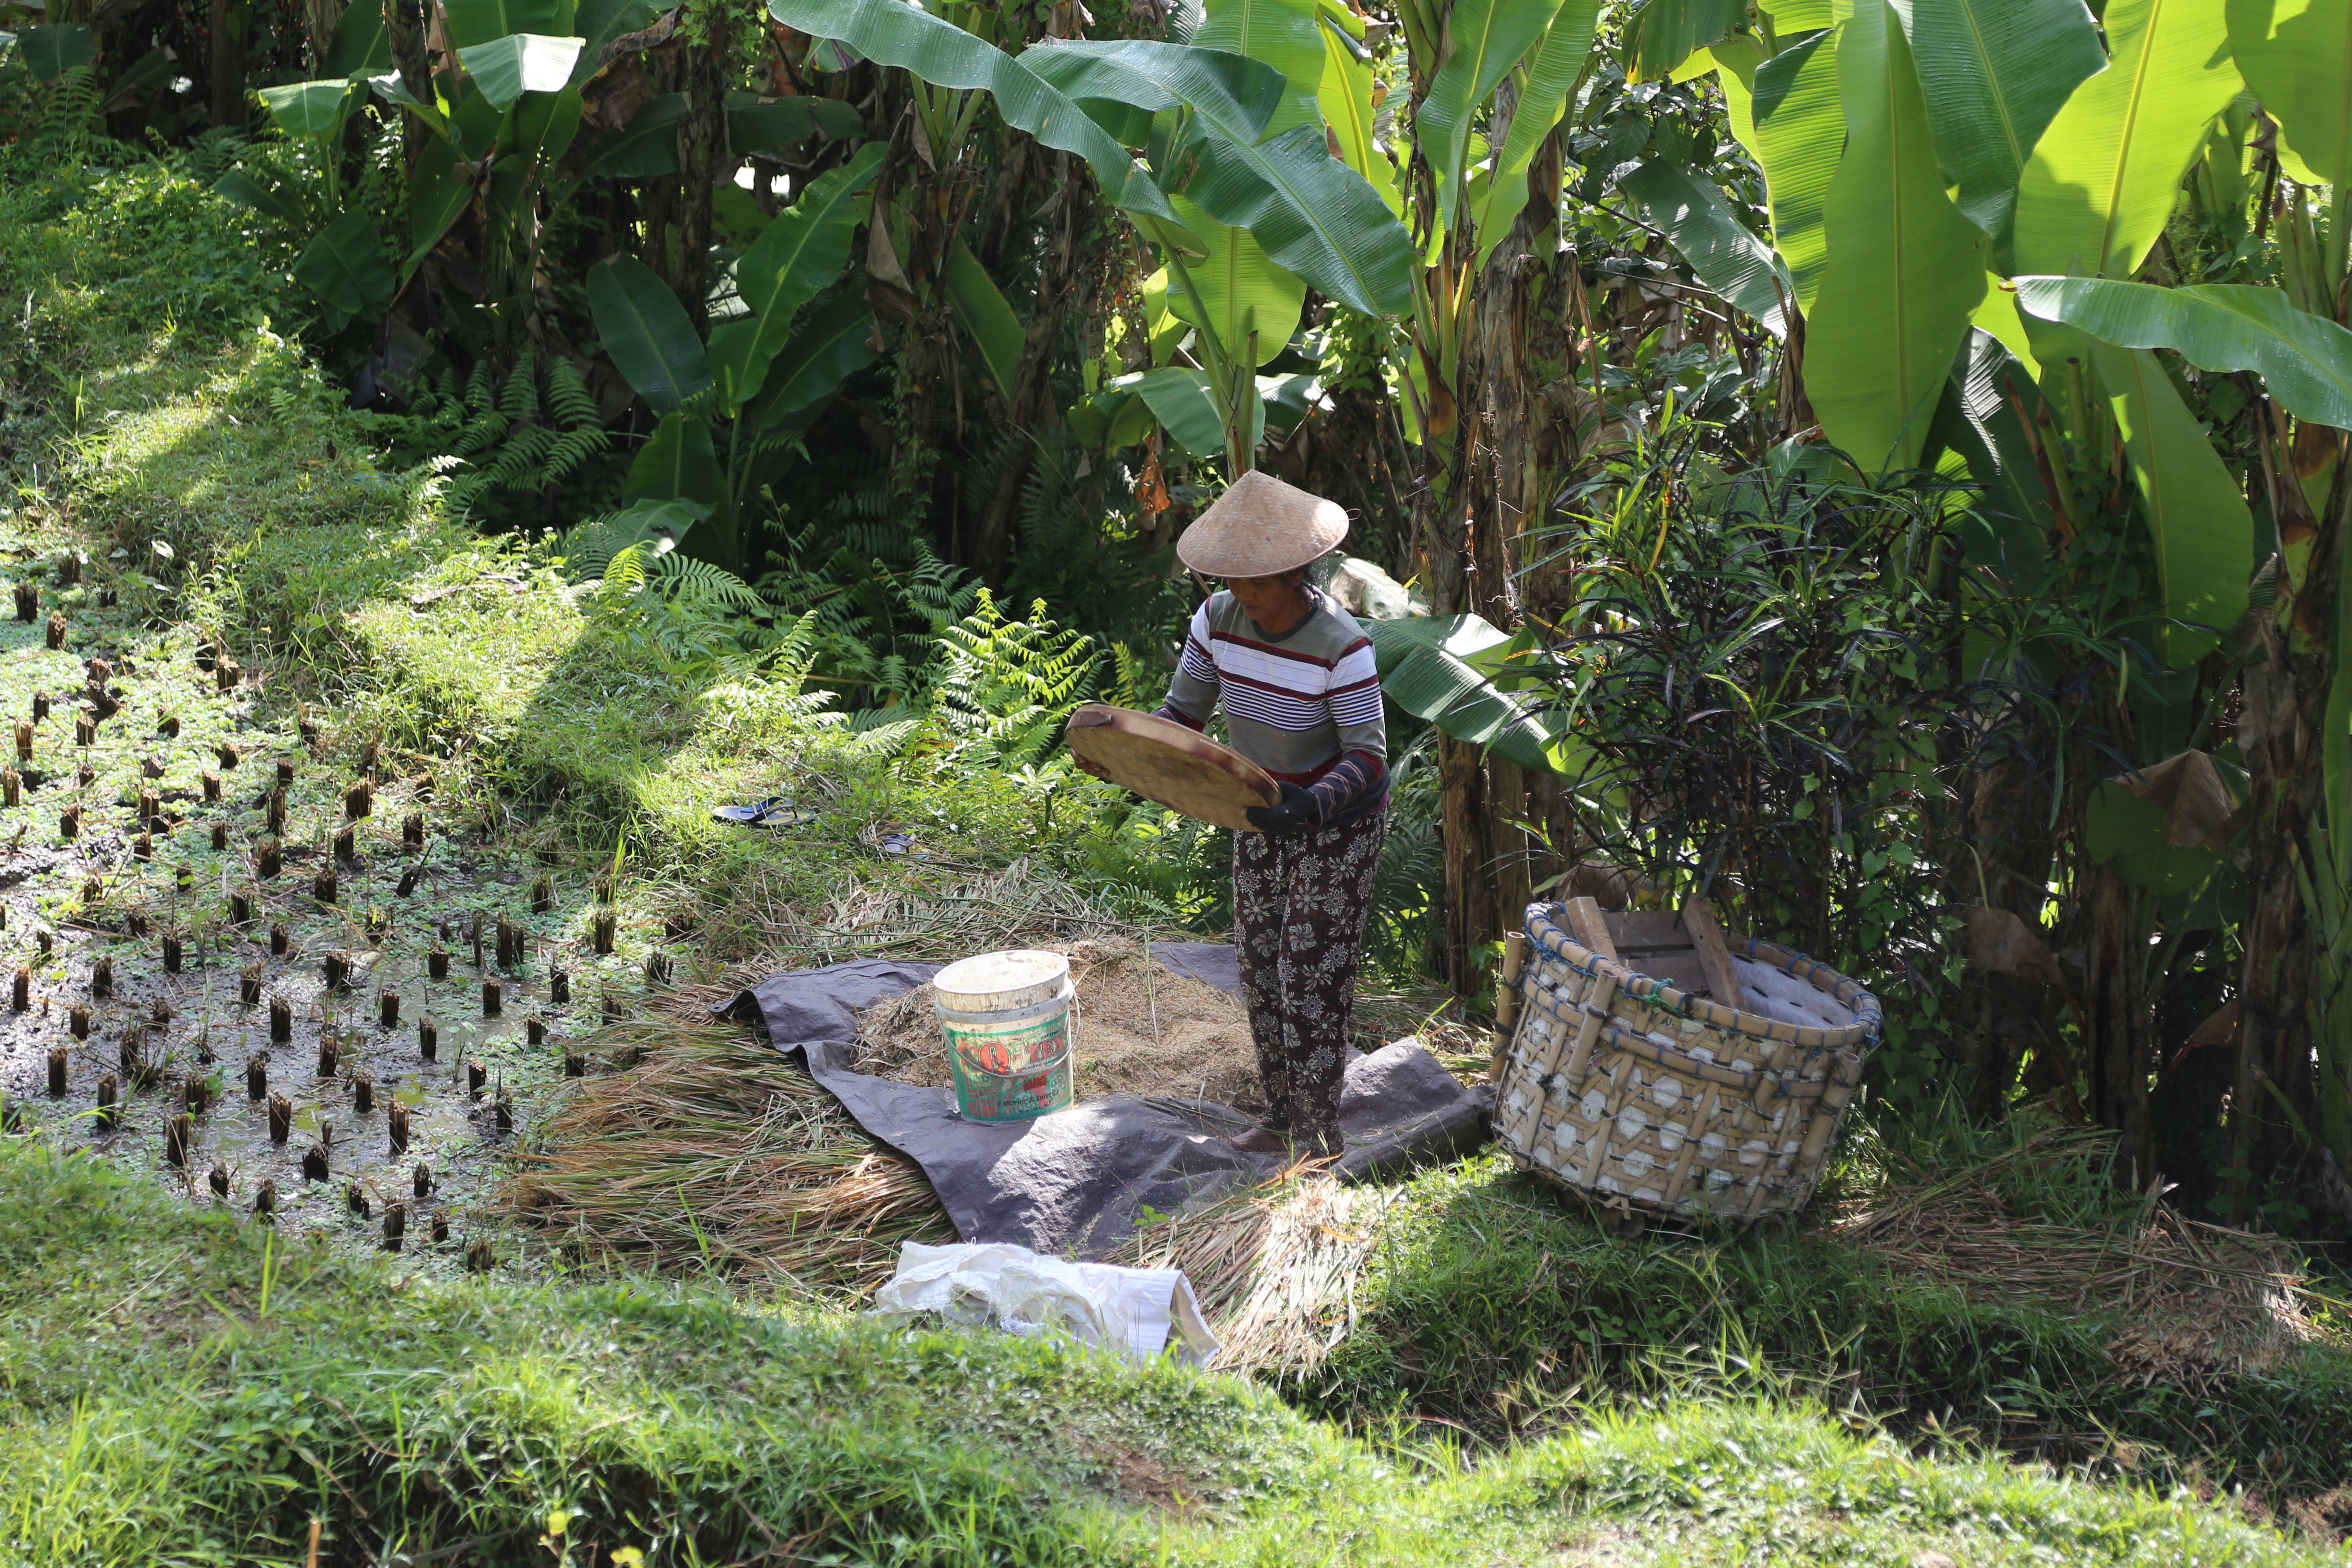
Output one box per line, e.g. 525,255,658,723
1295,1153,2352,1500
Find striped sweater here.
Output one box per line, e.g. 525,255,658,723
1156,588,1388,827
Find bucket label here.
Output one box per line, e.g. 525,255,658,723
948,1013,1067,1076
945,1012,1072,1122
951,1052,1073,1122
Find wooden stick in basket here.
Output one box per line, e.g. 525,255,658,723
1564,897,1617,963
1681,895,1747,1012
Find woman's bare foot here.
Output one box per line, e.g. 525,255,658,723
1225,1127,1288,1155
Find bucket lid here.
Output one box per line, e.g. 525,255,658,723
933,949,1070,1013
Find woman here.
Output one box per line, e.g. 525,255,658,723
1089,471,1388,1158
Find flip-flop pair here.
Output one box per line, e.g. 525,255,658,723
711,796,818,829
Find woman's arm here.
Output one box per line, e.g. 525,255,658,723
1301,634,1390,825
1155,602,1222,731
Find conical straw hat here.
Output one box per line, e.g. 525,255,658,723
1175,470,1349,578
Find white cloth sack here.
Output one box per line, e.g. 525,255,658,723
874,1241,1221,1367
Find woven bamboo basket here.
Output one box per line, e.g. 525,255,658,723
1491,902,1882,1223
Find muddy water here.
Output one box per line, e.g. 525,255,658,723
0,842,601,1248
0,592,625,1260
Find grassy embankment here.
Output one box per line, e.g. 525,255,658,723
2,155,2349,1562
6,1137,2344,1568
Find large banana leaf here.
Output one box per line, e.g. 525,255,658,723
1023,40,1416,315
503,87,583,165
1418,0,1568,231
2015,276,2352,429
1364,615,1562,772
1746,30,1841,315
1473,0,1604,250
728,92,866,153
743,290,879,432
2092,342,2254,666
713,142,882,408
1194,0,1325,135
1494,0,1604,178
259,80,361,139
1804,0,1986,473
1129,367,1233,458
1936,326,2057,553
943,240,1027,399
368,72,454,144
1897,0,2105,253
406,140,472,273
766,0,1178,227
622,419,722,505
2228,0,2352,186
1163,193,1307,368
442,0,573,48
15,23,95,80
293,214,397,320
2010,0,2238,279
1318,14,1401,215
572,92,685,180
458,34,583,108
588,257,713,415
1624,0,1745,83
1620,161,1792,337
322,0,393,76
213,169,308,225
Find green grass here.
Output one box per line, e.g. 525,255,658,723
1296,1149,2352,1499
2,1136,2340,1568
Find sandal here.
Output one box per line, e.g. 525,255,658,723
751,805,818,829
712,794,792,825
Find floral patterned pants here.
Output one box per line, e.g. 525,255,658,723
1231,807,1386,1157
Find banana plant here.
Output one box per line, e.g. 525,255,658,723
586,144,886,572
1632,0,2352,1215
767,0,1416,478
218,0,853,343
1634,0,2254,665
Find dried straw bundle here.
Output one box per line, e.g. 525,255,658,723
755,857,1130,962
1113,1175,1395,1377
506,1020,950,1292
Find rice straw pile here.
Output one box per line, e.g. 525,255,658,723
506,1018,952,1294
854,937,1265,1109
1112,1174,1394,1377
1833,1127,2313,1386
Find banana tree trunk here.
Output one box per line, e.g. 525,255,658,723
975,150,1090,576
1959,751,2061,1115
1427,119,1558,995
672,21,730,333
383,0,432,163
208,0,247,132
2234,455,2345,1224
2081,866,2154,1185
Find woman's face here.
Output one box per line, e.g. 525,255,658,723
1225,570,1310,630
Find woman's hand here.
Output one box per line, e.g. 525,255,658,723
1075,755,1112,781
1245,782,1318,834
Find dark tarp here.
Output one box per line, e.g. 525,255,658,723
721,953,1491,1257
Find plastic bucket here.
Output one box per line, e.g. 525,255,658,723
933,950,1075,1123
